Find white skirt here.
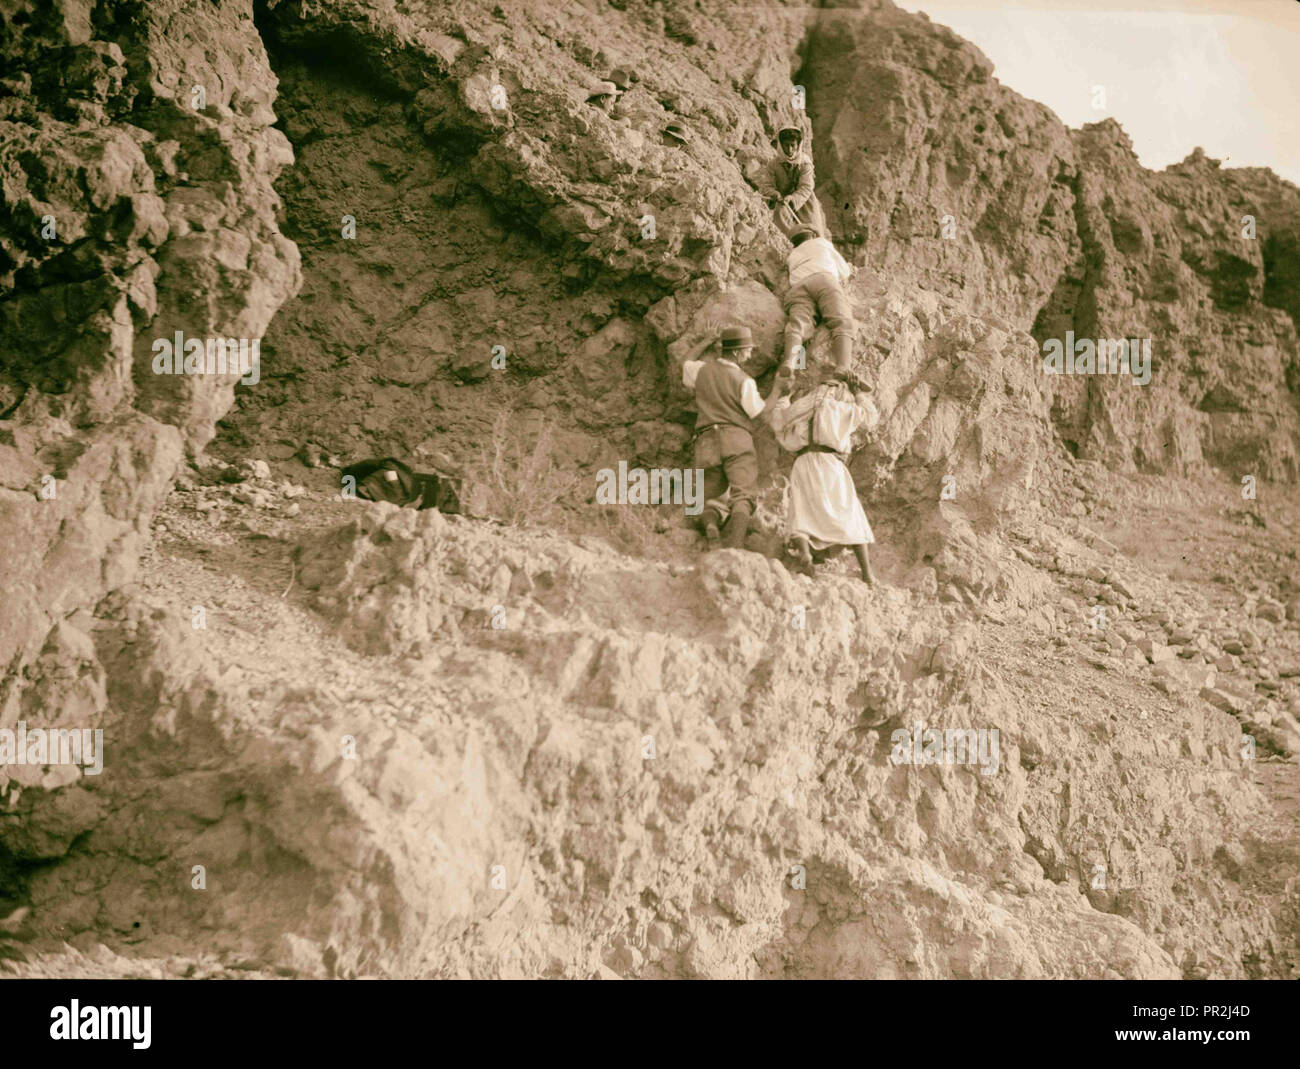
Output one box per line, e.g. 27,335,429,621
786,452,874,548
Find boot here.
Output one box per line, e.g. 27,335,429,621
831,333,852,371
699,507,722,550
786,535,814,576
722,500,752,549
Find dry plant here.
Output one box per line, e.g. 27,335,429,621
463,410,584,528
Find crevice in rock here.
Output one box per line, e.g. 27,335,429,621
218,15,691,508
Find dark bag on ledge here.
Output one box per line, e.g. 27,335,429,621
341,457,461,514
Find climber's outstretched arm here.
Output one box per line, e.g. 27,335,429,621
762,366,794,418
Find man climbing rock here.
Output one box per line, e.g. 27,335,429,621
683,326,787,550
783,226,856,372
768,367,878,585
755,124,826,239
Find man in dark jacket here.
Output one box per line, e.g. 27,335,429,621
682,326,788,549
755,125,827,239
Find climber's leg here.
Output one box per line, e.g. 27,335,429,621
723,499,753,550
783,284,815,370
814,274,857,372
720,447,758,550
698,463,728,549
852,543,875,586
829,332,852,370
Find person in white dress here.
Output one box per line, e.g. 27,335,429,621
767,368,879,584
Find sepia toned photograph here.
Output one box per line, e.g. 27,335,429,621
1,0,1297,1019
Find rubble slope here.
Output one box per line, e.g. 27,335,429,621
2,0,1298,978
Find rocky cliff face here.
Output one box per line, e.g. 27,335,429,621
2,0,1298,978
0,0,300,676
802,4,1300,481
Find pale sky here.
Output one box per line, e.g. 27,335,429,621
894,0,1300,185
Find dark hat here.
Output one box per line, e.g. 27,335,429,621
609,67,634,90
720,326,754,350
790,225,820,245
664,121,691,143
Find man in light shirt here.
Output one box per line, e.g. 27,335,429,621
782,226,856,372
682,326,788,550
768,368,878,585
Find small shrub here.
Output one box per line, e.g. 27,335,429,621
464,411,584,528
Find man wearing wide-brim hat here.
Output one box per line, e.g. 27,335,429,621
682,326,788,550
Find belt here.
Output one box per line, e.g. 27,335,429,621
797,444,840,457
692,422,745,440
